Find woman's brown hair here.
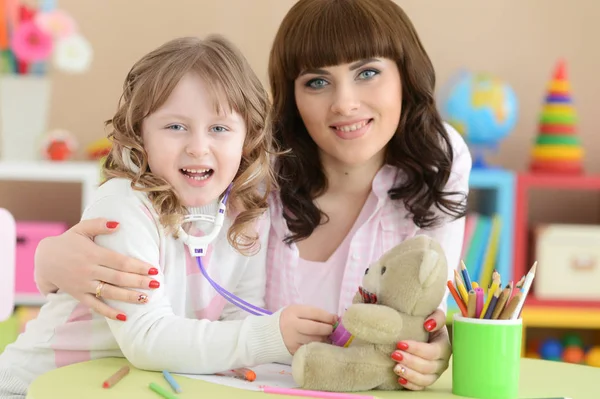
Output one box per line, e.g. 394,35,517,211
103,35,274,255
268,0,467,244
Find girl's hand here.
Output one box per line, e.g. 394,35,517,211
34,218,159,320
279,305,337,355
391,309,451,390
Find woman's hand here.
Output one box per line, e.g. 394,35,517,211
391,309,451,390
34,218,159,321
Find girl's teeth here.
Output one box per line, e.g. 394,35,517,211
184,174,210,181
182,168,209,173
336,120,368,132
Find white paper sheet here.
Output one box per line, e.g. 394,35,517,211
176,363,299,391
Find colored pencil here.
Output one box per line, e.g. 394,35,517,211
467,289,477,318
149,382,179,399
162,370,182,393
102,365,130,389
454,270,469,304
483,287,501,319
460,260,473,291
447,280,467,316
511,262,537,319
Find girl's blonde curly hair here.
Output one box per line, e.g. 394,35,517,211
102,35,275,255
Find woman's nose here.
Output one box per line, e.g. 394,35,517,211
330,84,360,116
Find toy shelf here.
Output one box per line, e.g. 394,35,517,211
0,161,101,307
514,172,600,309
0,161,100,214
446,167,515,312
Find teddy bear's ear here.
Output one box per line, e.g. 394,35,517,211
419,250,441,287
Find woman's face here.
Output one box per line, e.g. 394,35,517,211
294,58,402,168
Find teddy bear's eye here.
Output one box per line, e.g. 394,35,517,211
381,266,387,275
364,268,369,275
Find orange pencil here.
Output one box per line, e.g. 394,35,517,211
447,280,468,317
102,366,130,388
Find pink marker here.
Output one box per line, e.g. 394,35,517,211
261,386,378,399
475,287,484,318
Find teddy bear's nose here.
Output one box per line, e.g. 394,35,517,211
364,268,369,275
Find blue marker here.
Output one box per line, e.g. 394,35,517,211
162,370,182,393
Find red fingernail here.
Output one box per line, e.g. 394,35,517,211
424,319,437,332
149,280,160,289
148,268,159,275
397,342,409,351
391,352,403,362
399,377,408,385
116,314,127,321
106,221,119,229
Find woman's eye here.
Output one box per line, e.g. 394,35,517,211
166,124,186,131
306,78,328,89
358,69,379,80
210,125,229,133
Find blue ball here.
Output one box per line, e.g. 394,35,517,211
540,339,563,360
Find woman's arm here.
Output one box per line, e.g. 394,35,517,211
33,219,159,320
86,194,290,374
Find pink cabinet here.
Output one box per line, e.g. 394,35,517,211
15,221,68,298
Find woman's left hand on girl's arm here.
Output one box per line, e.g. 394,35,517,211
390,309,451,390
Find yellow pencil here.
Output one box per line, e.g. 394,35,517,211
471,282,479,289
467,290,477,318
454,270,469,305
480,274,500,319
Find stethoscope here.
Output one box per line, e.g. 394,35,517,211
177,185,273,317
121,147,272,316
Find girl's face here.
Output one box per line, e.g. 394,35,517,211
142,72,246,207
294,58,402,168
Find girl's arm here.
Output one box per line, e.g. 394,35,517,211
85,194,290,374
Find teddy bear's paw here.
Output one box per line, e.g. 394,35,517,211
291,344,308,386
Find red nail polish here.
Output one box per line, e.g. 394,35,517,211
149,280,160,289
116,314,127,321
424,319,437,332
399,377,408,385
391,352,403,362
106,221,119,229
397,342,409,351
148,268,159,275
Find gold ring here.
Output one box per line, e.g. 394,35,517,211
95,281,106,298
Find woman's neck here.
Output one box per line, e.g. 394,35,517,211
319,149,385,197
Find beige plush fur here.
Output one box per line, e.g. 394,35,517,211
291,235,448,392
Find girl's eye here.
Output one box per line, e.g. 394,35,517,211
306,78,328,89
166,124,186,131
210,125,229,133
358,69,379,80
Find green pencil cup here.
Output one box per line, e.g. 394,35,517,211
452,314,522,399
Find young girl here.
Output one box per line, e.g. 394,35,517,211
33,0,470,391
0,35,336,399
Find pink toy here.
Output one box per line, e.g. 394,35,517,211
330,318,354,348
0,209,16,322
15,221,68,299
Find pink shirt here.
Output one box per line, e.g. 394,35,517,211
265,124,471,316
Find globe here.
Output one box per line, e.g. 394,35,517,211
438,70,519,168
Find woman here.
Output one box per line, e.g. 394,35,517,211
33,0,470,390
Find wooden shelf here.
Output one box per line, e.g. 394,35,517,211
521,306,600,329
447,306,600,330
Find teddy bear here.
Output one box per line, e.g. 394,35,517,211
291,235,449,392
